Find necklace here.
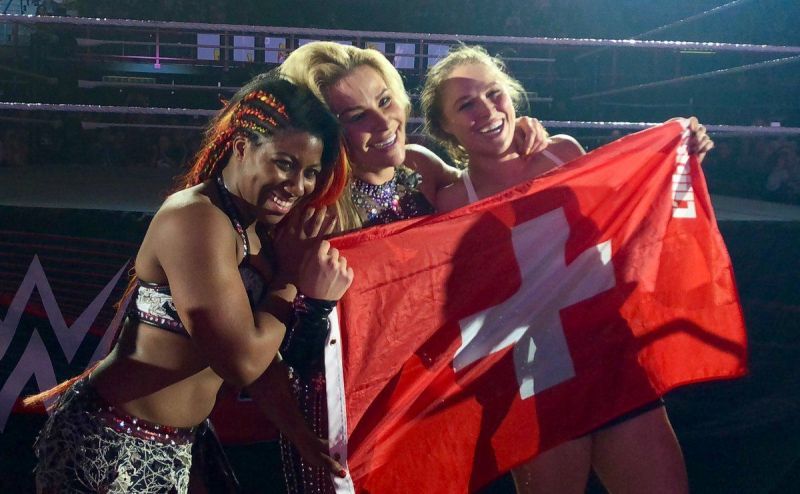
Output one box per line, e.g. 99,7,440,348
349,167,435,227
350,170,401,224
214,175,250,256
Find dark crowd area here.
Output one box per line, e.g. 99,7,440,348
1,116,799,205
0,113,201,170
703,134,800,204
43,0,800,45
1,0,798,206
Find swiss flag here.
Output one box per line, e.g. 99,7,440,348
323,120,747,493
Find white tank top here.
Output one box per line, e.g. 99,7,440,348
462,149,565,204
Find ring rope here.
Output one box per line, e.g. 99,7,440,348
1,102,797,135
575,0,756,60
2,13,799,54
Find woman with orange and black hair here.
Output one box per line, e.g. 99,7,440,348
29,72,353,494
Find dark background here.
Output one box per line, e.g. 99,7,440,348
0,0,799,205
1,0,799,491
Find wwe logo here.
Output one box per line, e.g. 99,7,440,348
0,256,128,431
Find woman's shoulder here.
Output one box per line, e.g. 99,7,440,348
137,185,232,282
404,143,462,205
404,143,442,169
547,134,586,162
404,143,462,181
434,178,469,213
152,185,230,238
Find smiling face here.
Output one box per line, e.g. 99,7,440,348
439,62,517,161
234,129,324,225
324,65,407,176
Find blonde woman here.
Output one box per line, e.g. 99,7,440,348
421,45,713,494
276,41,550,493
280,41,549,230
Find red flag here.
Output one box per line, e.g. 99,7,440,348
323,120,747,493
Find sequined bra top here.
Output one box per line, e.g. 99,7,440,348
131,175,267,337
350,167,434,227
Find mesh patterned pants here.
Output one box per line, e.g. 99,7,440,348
34,378,194,494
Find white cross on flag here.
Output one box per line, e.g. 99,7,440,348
453,207,615,399
324,120,747,493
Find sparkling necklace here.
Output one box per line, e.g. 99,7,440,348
350,170,401,223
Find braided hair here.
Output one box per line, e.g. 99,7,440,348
180,71,347,206
21,73,347,411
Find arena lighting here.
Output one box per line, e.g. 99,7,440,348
154,28,160,68
104,62,199,75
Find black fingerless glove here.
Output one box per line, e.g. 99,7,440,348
280,292,336,380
